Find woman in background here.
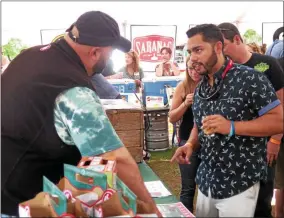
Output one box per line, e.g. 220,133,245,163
1,53,10,74
109,50,144,87
155,47,180,77
168,56,201,212
246,42,267,54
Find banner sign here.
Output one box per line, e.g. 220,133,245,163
130,25,177,72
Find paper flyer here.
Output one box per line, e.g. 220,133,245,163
157,202,195,217
144,181,172,198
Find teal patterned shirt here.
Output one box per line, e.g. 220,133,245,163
54,87,123,156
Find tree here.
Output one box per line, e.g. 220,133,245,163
2,38,28,61
243,29,262,45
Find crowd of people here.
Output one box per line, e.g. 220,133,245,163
1,10,284,218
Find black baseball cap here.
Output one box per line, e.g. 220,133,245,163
218,22,243,42
66,11,131,52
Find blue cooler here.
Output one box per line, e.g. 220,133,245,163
108,79,142,106
142,76,184,105
108,79,136,94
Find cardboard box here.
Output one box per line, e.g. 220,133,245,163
77,156,117,189
19,177,89,217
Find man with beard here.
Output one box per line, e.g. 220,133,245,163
218,22,284,218
171,24,283,217
1,11,158,216
52,35,121,100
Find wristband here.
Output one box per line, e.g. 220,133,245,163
228,121,235,137
270,138,281,145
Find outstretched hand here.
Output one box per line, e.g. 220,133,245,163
170,143,193,164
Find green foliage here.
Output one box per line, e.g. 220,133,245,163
2,38,28,61
243,29,262,44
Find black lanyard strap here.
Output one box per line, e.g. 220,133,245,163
197,59,233,101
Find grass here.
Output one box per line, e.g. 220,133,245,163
146,147,181,198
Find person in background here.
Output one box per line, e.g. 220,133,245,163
1,53,10,73
266,39,284,59
266,35,284,218
246,42,266,54
155,47,180,77
171,23,283,217
91,73,121,99
101,59,116,77
119,50,144,80
1,11,159,216
121,50,144,87
218,22,284,218
275,56,284,218
169,55,201,212
91,54,121,100
108,50,144,90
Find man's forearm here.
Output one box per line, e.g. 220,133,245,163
273,89,284,141
102,147,156,210
116,158,154,204
235,106,283,137
186,123,200,150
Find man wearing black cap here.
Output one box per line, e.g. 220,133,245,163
218,22,284,218
1,11,158,216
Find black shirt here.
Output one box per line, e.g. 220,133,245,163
278,57,284,71
1,40,94,215
244,53,284,92
179,106,194,141
192,60,280,199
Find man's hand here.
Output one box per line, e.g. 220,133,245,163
170,143,193,164
202,115,231,135
267,141,280,166
137,200,162,217
101,147,157,215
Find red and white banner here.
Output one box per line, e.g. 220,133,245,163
130,25,177,72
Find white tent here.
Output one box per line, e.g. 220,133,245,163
2,1,283,45
2,1,283,71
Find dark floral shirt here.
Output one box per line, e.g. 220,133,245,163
192,61,280,199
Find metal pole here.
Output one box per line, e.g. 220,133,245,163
122,20,127,38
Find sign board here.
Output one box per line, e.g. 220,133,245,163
130,25,177,72
262,22,284,46
40,29,65,45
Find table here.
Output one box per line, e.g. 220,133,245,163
138,162,178,204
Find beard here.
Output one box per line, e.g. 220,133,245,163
192,49,218,76
92,56,107,75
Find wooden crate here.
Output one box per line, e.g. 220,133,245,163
101,99,144,163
